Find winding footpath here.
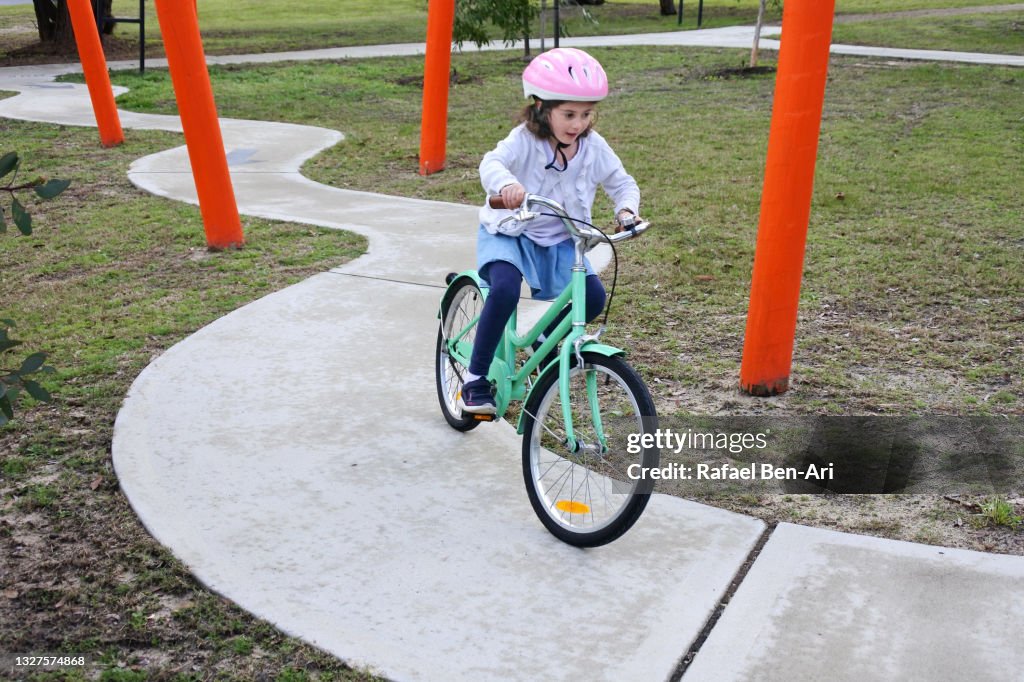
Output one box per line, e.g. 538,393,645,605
2,25,1023,681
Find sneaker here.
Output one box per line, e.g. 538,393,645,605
458,377,496,415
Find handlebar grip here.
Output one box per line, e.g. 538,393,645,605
488,195,508,209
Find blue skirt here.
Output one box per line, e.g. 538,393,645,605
477,225,595,301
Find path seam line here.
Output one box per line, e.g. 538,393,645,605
325,270,448,289
671,522,778,680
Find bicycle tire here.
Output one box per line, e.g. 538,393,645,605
435,278,485,431
521,353,659,547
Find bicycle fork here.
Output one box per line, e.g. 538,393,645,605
558,261,610,456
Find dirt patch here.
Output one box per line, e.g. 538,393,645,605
0,34,149,66
392,67,482,88
631,300,1024,558
702,65,777,80
696,492,1023,555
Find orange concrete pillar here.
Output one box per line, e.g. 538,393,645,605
153,0,244,249
740,0,836,396
66,0,124,147
419,0,455,175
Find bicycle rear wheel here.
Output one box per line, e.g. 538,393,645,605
521,353,659,547
436,278,485,431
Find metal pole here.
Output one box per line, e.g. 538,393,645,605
540,0,545,52
554,0,560,48
677,0,684,27
139,0,145,73
698,0,704,27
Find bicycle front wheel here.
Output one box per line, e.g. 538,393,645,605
436,278,485,431
521,353,659,547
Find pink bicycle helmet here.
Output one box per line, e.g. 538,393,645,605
522,48,608,102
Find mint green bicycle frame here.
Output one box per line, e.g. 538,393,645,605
444,194,648,449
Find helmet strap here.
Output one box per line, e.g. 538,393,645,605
544,141,571,173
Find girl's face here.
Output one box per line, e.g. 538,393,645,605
547,101,596,146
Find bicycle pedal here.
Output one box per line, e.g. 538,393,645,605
472,414,496,422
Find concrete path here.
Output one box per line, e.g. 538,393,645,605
104,25,1024,70
2,23,1023,682
684,524,1024,681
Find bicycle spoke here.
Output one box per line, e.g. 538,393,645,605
436,281,486,431
524,354,657,544
546,461,576,509
522,405,566,446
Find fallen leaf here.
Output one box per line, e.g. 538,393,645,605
2,589,18,599
90,475,103,491
695,275,715,282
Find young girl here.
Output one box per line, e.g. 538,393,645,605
459,47,642,415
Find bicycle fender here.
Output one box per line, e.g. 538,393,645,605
438,270,487,319
515,343,626,434
575,342,626,359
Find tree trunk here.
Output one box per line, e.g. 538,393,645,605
53,1,75,47
33,0,57,41
33,0,113,48
523,9,531,58
659,0,676,17
750,0,767,68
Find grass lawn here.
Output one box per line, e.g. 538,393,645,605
2,1,1023,678
1,0,1021,62
832,10,1024,54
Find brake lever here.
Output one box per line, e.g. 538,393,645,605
606,220,651,244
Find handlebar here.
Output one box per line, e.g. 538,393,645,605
487,194,511,209
488,193,650,246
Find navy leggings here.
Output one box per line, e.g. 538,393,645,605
468,260,606,377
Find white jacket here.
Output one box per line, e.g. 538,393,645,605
478,124,640,243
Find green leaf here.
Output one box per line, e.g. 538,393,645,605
20,352,47,374
12,198,31,236
0,326,22,353
0,393,13,423
0,152,17,181
22,379,51,403
34,178,71,200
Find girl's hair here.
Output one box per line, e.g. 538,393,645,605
519,98,595,140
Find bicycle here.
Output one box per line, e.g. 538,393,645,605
435,193,660,547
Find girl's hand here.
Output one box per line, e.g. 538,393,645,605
616,209,640,233
500,183,527,209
